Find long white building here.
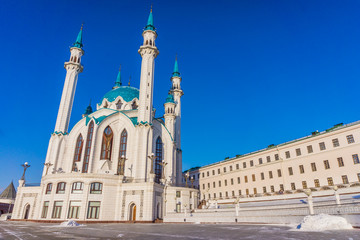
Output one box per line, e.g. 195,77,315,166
11,9,199,222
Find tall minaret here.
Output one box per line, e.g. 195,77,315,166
54,25,84,133
164,93,176,137
138,8,159,124
171,57,183,146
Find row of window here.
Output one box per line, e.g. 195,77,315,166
45,182,103,195
41,201,100,219
204,173,360,199
201,134,356,178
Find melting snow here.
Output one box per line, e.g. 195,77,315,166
60,220,82,227
296,214,352,231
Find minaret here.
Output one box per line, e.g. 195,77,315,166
164,93,176,137
113,66,122,89
138,8,159,124
54,25,84,133
171,57,183,144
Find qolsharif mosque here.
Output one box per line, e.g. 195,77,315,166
11,9,199,222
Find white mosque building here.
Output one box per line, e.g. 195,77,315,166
11,10,199,222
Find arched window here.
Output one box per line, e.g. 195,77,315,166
100,126,113,160
155,137,163,183
150,40,152,46
74,56,77,63
70,56,73,62
116,100,122,110
45,183,52,194
132,101,138,109
117,129,128,175
72,134,83,172
82,121,94,173
56,182,66,194
145,40,148,45
77,57,80,63
90,182,103,194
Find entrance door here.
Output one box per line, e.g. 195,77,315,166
129,203,136,221
24,205,30,219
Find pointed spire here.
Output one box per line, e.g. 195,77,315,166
144,6,155,31
128,75,131,86
113,65,122,89
84,99,93,116
172,55,180,77
0,181,16,200
73,23,84,48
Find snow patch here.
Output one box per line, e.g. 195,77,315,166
117,233,124,238
60,220,82,227
296,214,352,231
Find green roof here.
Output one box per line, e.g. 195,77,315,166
73,25,83,49
165,93,175,103
101,86,139,103
172,58,180,77
144,10,155,31
113,69,122,88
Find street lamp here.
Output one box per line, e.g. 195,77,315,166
147,153,157,174
184,171,190,187
44,162,53,175
21,162,30,180
118,154,127,175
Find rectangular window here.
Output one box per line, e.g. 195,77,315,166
285,151,290,159
299,165,305,174
219,192,222,198
253,188,257,195
252,174,256,182
302,181,307,189
90,182,103,194
236,164,239,170
225,191,228,197
52,201,63,219
296,148,301,156
246,189,249,195
212,170,215,175
261,172,264,180
275,154,279,161
337,157,344,167
229,166,233,171
243,162,246,168
347,135,355,144
244,176,248,183
307,145,313,153
207,171,210,176
250,160,254,167
213,193,216,199
71,182,84,194
202,184,205,190
207,183,210,189
314,179,320,187
218,180,221,187
263,186,267,193
223,167,226,173
288,167,293,176
213,182,216,188
238,190,242,196
357,173,360,182
353,154,360,164
56,182,66,194
231,178,234,185
327,177,334,186
218,169,220,174
266,156,271,162
68,201,81,219
45,183,52,194
224,180,227,186
280,184,284,191
176,191,181,197
319,142,326,150
342,175,349,184
324,160,330,169
332,138,340,147
277,169,282,177
311,162,317,172
232,191,235,196
237,177,240,184
269,171,273,179
41,201,49,218
87,201,101,219
270,185,275,192
258,158,263,165
202,173,205,178
291,183,296,190
176,203,181,213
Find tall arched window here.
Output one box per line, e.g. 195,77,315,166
72,134,83,172
74,56,77,63
132,101,138,109
155,137,163,183
100,126,113,160
117,129,128,175
82,121,94,173
116,100,122,110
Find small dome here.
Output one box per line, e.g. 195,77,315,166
101,86,139,103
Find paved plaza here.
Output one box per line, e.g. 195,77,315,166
0,221,360,240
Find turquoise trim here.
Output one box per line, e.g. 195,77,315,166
100,86,139,104
165,93,175,103
113,69,122,88
154,118,174,142
172,58,180,77
73,26,83,49
85,109,138,127
52,131,68,135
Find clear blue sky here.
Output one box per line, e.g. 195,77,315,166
1,0,360,191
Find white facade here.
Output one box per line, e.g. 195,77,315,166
12,11,198,222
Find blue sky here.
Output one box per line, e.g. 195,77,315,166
1,0,360,191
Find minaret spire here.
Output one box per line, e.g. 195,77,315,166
73,23,83,48
144,6,155,31
172,55,180,77
113,65,122,89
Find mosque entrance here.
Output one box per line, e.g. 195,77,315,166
24,205,30,219
129,203,136,221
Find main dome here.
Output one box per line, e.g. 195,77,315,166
101,86,140,103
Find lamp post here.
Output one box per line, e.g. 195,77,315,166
20,162,30,181
159,161,168,180
190,176,195,188
147,153,157,174
118,155,127,176
304,189,314,215
333,186,341,205
184,171,189,187
44,162,53,175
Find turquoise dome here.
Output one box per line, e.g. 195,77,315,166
101,86,139,103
